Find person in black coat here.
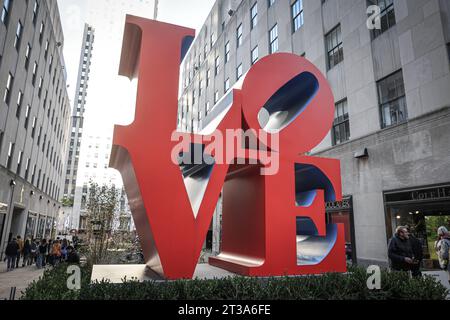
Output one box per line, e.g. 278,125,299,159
406,225,423,277
66,246,80,264
22,239,32,267
5,240,19,272
388,226,417,273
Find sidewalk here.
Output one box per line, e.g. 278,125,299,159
0,262,45,300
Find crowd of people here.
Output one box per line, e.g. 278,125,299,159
4,236,80,272
388,225,450,283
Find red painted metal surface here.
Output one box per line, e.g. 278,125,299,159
110,16,346,279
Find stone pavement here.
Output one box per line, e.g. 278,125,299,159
0,262,45,300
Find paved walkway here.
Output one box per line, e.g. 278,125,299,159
0,262,45,300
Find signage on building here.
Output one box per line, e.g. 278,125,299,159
326,197,352,211
385,185,450,203
110,16,346,279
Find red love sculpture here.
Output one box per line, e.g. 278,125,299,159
110,15,346,280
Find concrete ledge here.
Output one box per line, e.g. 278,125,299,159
91,264,237,283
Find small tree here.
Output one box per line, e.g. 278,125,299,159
86,182,118,265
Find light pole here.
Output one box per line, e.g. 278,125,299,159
91,219,102,263
153,0,159,20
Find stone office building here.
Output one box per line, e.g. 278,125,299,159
0,0,71,257
178,0,450,267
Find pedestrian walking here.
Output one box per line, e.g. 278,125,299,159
36,239,47,269
5,239,19,272
30,240,38,265
61,239,69,262
435,226,450,284
406,226,423,277
15,236,24,268
388,226,420,276
66,246,80,264
50,240,61,266
22,239,32,267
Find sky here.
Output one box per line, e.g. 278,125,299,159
57,0,214,135
56,0,214,188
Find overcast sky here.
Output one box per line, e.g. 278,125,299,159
57,0,214,135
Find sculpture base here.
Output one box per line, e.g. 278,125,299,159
91,263,237,283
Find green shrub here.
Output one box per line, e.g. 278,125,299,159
21,264,448,300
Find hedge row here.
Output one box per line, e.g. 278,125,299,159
22,264,448,300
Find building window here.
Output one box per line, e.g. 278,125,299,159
32,0,39,25
38,77,43,97
250,3,258,30
325,24,343,70
39,22,44,43
44,40,49,59
4,73,13,104
369,0,396,39
30,116,36,135
237,24,243,48
14,21,23,50
32,62,38,85
16,90,23,118
292,0,304,32
25,44,31,69
377,70,407,128
268,0,275,7
210,32,216,48
24,105,31,128
17,151,23,175
6,142,14,170
24,158,30,180
269,24,278,54
332,99,350,145
215,56,220,75
251,46,259,65
225,78,230,92
1,0,11,25
236,63,243,80
214,91,219,104
206,69,211,88
225,41,230,63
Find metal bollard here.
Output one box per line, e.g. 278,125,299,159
9,287,16,300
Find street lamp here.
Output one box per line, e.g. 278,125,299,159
91,220,102,237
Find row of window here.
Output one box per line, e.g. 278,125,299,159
181,0,401,134
184,0,305,88
0,0,68,199
331,69,407,146
1,136,61,200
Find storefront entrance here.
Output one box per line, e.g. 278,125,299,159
385,184,450,270
326,196,357,264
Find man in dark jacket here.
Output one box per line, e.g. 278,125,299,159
5,239,19,272
388,226,417,273
407,226,423,277
66,246,80,264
